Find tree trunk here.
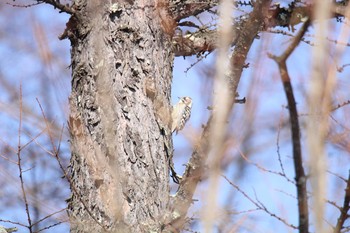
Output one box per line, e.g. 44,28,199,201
67,0,174,232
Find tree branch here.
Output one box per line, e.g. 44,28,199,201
222,175,298,230
169,0,219,21
172,29,219,57
37,0,74,14
268,20,310,233
16,85,33,233
166,1,271,231
172,1,350,57
10,0,75,14
334,170,350,233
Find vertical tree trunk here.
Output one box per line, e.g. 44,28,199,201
67,0,174,232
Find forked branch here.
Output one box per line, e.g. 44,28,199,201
36,0,74,14
166,1,271,231
268,20,310,233
334,171,350,233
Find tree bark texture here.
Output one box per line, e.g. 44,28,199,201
67,0,174,232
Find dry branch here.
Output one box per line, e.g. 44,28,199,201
16,85,33,233
222,175,298,230
268,20,310,233
167,1,271,231
172,1,350,57
334,171,350,233
170,0,219,21
37,0,74,14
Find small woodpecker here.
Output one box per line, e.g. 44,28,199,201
171,96,192,134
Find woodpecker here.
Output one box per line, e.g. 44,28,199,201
171,96,192,134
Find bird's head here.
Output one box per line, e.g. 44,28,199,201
179,96,192,107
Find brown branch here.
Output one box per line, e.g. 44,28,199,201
267,1,350,29
36,221,65,233
239,149,295,184
17,85,33,233
6,1,41,8
166,1,271,231
173,29,220,56
0,219,27,228
268,20,310,233
166,120,210,231
334,170,350,233
328,170,348,183
170,0,219,21
331,99,350,112
173,1,350,57
37,0,74,14
223,175,298,230
31,208,66,228
8,0,74,14
276,113,288,178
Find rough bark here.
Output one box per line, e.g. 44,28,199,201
66,0,174,232
55,0,350,232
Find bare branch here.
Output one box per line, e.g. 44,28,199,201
173,29,220,57
167,1,271,231
334,170,350,233
8,0,74,14
16,85,33,233
268,20,311,233
239,149,295,184
331,100,350,112
37,0,74,14
6,1,41,8
173,1,350,57
276,113,288,177
31,208,66,227
36,221,65,233
328,170,348,183
0,219,27,228
170,0,219,21
223,175,298,230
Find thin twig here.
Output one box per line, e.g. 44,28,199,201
239,149,295,184
32,208,66,227
36,99,107,231
0,153,18,164
17,85,33,232
6,1,40,8
0,219,27,228
7,0,75,14
328,170,347,183
38,0,74,14
226,208,260,215
36,221,65,233
36,99,57,153
276,112,287,177
222,175,298,230
21,128,47,151
331,99,350,112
